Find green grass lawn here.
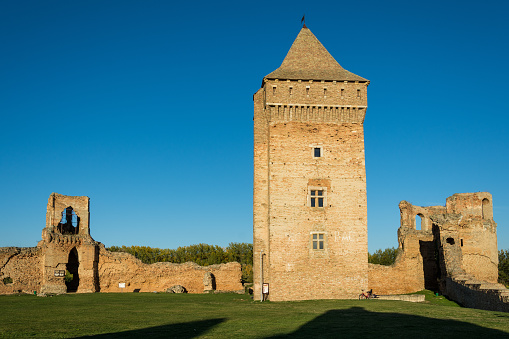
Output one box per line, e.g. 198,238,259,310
0,292,508,338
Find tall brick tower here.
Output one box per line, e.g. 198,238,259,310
253,26,369,301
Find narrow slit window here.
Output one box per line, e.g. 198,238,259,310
272,86,277,95
289,86,293,95
341,88,344,98
323,88,327,97
357,89,361,98
306,86,310,95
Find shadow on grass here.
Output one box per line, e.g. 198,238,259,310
268,307,508,338
76,318,226,339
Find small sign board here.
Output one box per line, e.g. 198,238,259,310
262,283,269,294
118,282,126,288
54,270,65,277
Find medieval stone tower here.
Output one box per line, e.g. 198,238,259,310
253,25,370,301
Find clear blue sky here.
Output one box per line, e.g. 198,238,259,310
1,0,508,253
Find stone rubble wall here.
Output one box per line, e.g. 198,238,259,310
443,275,509,312
0,247,42,294
97,246,243,293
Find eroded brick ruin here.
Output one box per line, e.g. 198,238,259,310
0,193,243,295
369,193,508,311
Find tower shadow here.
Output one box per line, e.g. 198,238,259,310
267,307,508,338
76,318,226,339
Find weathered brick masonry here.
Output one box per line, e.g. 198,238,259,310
253,26,369,300
0,193,243,294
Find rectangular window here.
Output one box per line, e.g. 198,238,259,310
357,89,361,98
312,233,325,250
341,88,344,98
272,86,277,95
323,88,327,97
310,190,324,207
306,86,310,95
289,86,293,95
314,147,321,158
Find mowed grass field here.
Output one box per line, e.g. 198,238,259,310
0,292,508,338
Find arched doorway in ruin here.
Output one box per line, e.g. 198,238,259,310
66,248,80,292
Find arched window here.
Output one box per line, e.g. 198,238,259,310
58,207,79,235
415,214,424,230
482,198,492,220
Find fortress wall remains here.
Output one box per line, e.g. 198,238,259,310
0,247,42,294
97,246,243,293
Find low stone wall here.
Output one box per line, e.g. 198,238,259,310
97,246,243,293
443,275,509,312
0,247,42,294
377,294,425,302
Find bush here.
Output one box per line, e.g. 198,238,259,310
368,247,399,266
499,249,509,287
64,270,73,283
2,277,12,285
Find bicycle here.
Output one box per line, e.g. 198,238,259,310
358,289,378,299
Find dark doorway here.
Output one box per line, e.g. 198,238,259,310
419,240,439,290
66,248,80,292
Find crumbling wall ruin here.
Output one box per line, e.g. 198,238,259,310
0,193,243,295
97,246,242,293
0,247,42,294
369,192,508,312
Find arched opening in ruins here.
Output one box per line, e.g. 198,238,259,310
446,237,455,245
58,207,79,235
65,248,80,292
415,214,424,230
482,198,492,220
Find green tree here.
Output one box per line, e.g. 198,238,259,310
368,247,399,266
499,249,509,287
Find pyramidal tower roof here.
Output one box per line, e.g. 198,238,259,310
265,26,368,82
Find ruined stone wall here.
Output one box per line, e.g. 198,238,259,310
444,193,498,283
368,201,444,294
442,276,509,312
0,247,42,294
97,246,243,293
46,193,90,235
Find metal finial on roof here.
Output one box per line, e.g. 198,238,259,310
301,14,306,27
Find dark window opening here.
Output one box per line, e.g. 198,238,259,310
446,238,455,245
58,207,79,235
314,147,321,157
461,239,463,247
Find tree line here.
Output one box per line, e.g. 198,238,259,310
107,243,253,283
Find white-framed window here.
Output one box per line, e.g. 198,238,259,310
313,147,322,158
311,232,326,250
308,187,327,208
